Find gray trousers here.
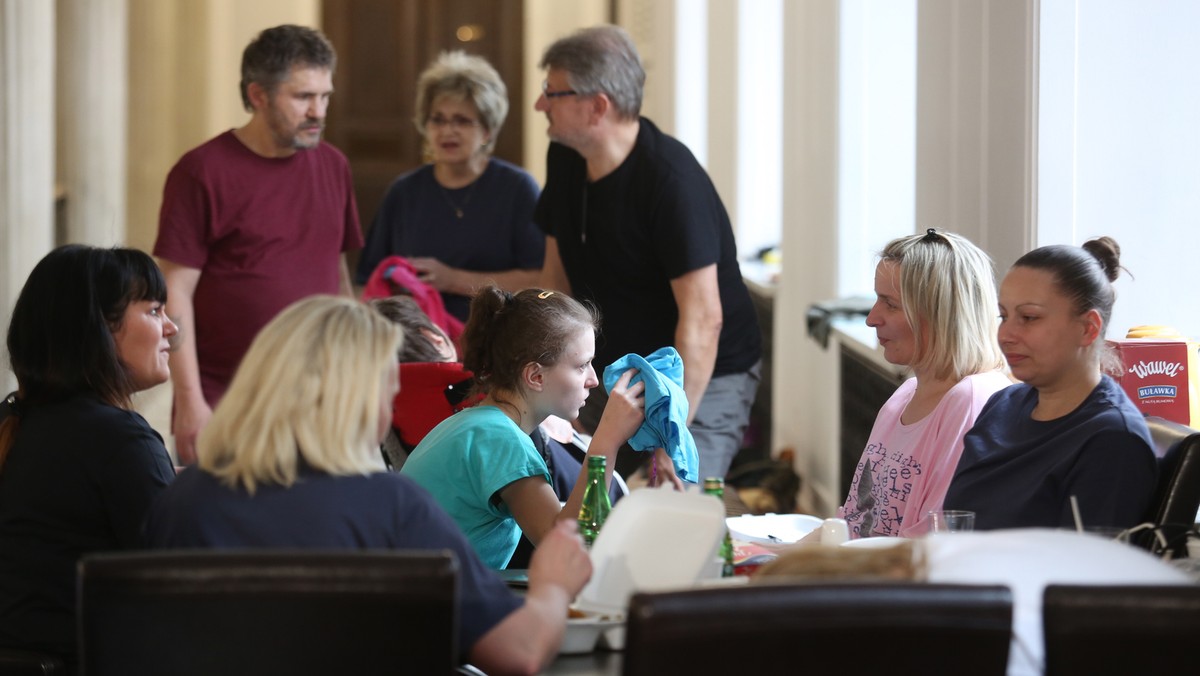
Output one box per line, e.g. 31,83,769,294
579,360,761,482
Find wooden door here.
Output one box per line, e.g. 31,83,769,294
321,0,526,242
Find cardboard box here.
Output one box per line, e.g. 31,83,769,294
1109,339,1200,427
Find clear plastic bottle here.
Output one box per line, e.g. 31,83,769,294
577,455,612,548
703,477,735,577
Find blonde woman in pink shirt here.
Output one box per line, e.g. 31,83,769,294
840,229,1011,538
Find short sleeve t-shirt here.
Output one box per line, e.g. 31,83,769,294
534,117,761,375
154,131,363,403
402,406,550,568
839,371,1012,538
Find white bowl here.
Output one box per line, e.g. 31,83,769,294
726,513,824,545
599,624,625,651
559,611,623,655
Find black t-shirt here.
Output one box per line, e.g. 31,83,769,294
535,117,761,375
0,394,175,658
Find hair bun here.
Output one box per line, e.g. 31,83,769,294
1081,236,1121,283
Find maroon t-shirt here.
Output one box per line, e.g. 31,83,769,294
154,131,363,404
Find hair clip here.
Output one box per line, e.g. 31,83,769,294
923,228,939,241
537,290,555,299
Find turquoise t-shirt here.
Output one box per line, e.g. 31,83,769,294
401,406,550,568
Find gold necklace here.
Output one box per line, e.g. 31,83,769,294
438,176,480,219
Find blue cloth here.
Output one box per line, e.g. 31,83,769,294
603,347,699,484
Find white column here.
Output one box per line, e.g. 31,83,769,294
705,0,738,232
776,0,842,515
57,0,127,247
1,0,56,392
915,0,1040,271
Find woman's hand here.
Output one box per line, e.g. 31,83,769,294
648,448,685,491
409,257,458,292
595,368,645,443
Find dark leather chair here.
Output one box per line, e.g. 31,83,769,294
1043,584,1200,675
78,550,457,676
1141,416,1200,556
623,582,1013,676
0,649,65,675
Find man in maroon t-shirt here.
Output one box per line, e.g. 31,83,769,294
153,25,363,464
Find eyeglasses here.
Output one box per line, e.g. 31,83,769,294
426,115,480,130
541,80,579,99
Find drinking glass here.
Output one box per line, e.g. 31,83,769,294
928,510,975,533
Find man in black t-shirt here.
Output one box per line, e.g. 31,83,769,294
533,25,762,483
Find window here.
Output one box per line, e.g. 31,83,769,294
1039,0,1200,340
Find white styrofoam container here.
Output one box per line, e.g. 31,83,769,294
575,487,725,617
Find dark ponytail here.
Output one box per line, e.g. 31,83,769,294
460,286,598,395
1013,236,1125,334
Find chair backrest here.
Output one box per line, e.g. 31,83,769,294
0,648,66,676
1142,416,1200,556
78,550,457,676
622,582,1013,676
1043,584,1200,675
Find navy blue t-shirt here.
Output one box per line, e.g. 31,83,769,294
946,376,1158,530
356,158,543,321
146,466,522,657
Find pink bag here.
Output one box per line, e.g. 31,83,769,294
360,256,464,343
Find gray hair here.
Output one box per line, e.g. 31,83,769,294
414,51,509,149
539,25,645,120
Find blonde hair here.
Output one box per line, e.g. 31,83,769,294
198,296,403,493
882,229,1006,381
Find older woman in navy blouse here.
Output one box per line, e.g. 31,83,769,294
355,51,544,321
945,237,1157,529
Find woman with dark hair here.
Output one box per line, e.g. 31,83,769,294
368,295,471,471
945,237,1158,530
0,245,177,662
402,286,645,568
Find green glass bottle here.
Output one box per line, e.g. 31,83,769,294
577,455,612,548
703,477,735,577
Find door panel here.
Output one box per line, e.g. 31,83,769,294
322,0,525,245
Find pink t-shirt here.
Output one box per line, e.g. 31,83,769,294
840,371,1011,538
154,131,363,404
